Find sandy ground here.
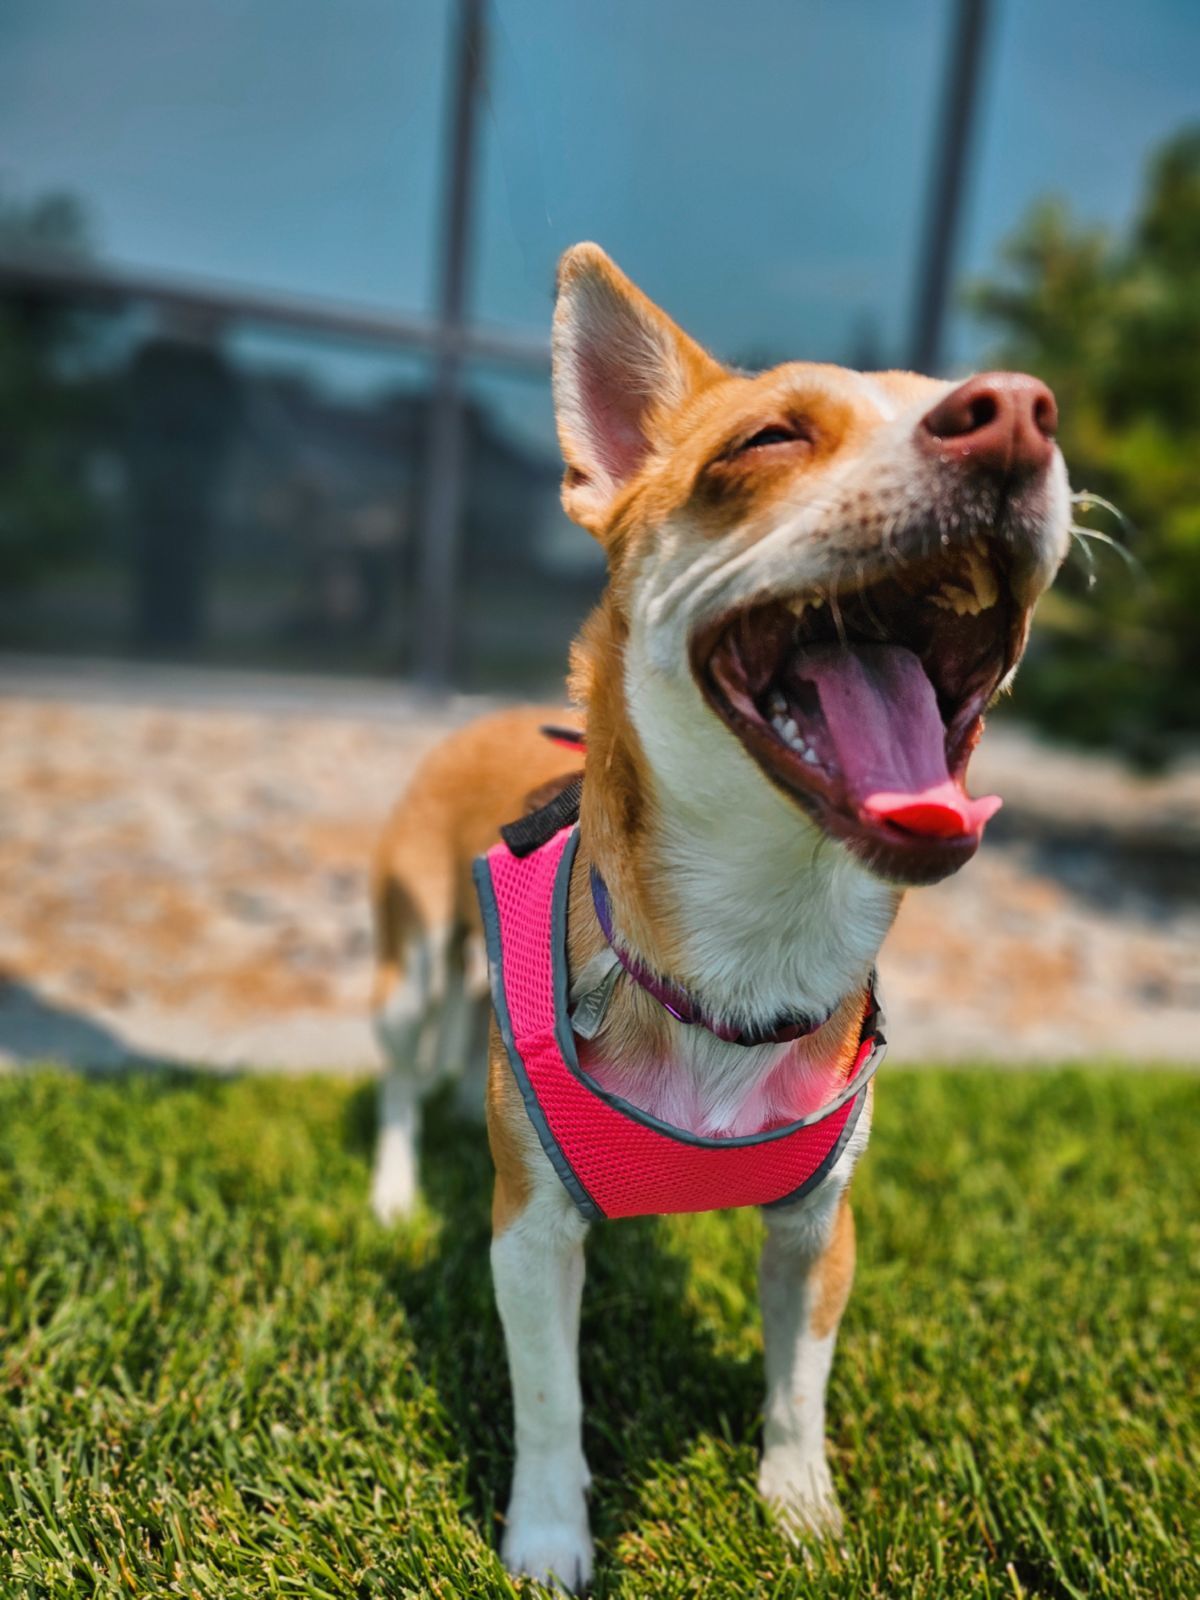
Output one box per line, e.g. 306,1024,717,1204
1,658,1197,1071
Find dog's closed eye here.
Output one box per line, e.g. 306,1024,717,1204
738,423,813,453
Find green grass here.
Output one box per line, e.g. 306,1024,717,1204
0,1069,1195,1599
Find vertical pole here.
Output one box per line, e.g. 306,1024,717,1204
908,0,991,375
414,0,485,690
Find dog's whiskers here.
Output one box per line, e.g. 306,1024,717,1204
881,513,906,574
1068,521,1143,582
1070,489,1134,538
1068,526,1099,589
1068,490,1141,586
855,559,891,640
827,564,849,647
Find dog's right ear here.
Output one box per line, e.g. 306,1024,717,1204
552,243,721,536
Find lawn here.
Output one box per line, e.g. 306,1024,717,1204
0,1068,1195,1599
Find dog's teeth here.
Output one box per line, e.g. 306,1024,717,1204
963,547,999,610
931,583,983,616
785,597,809,619
768,708,822,765
809,595,825,610
929,548,999,614
768,690,787,716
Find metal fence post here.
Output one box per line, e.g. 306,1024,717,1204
414,0,486,691
908,0,991,376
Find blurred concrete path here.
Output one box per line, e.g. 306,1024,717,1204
1,656,1197,1070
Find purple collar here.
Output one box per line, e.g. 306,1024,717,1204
589,867,835,1048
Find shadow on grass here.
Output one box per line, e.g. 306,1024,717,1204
341,1080,763,1548
0,977,176,1070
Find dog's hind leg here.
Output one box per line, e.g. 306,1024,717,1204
369,855,455,1224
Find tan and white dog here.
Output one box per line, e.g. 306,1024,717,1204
371,245,1070,1589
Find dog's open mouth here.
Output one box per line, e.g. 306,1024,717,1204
693,541,1026,884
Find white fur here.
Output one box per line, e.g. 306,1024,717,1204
371,950,432,1225
484,313,1073,1581
370,1072,422,1225
583,1015,863,1139
493,1072,874,1584
487,356,1070,1578
371,928,489,1222
626,618,897,1027
854,372,899,421
580,669,893,1135
492,1159,594,1590
595,441,905,1140
635,381,1071,671
759,1095,872,1535
601,365,1073,1142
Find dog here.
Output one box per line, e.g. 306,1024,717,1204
370,244,1070,1589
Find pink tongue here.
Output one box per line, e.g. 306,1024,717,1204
790,644,1001,839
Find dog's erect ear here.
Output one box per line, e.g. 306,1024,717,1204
552,243,721,535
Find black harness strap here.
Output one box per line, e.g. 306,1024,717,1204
500,773,584,858
539,723,586,749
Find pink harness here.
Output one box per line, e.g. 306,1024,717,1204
475,823,885,1221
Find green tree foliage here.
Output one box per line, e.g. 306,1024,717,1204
0,189,99,586
971,128,1200,759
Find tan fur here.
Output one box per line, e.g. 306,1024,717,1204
809,1192,856,1340
486,1019,535,1234
370,245,1068,1584
371,704,584,993
372,259,1048,1223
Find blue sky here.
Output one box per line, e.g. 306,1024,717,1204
1,0,1197,450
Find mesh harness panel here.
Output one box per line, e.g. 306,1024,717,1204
474,822,886,1221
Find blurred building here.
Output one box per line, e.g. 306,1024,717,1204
0,0,1195,704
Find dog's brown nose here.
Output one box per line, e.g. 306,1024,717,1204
919,371,1057,476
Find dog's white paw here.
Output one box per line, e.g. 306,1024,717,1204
369,1153,418,1225
759,1449,844,1541
502,1456,593,1591
502,1510,594,1592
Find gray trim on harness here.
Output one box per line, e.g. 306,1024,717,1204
761,1084,869,1210
473,853,603,1222
549,827,887,1151
474,825,887,1220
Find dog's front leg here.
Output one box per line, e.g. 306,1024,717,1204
492,1175,593,1590
758,1186,856,1538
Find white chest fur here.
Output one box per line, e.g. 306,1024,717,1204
598,619,896,1137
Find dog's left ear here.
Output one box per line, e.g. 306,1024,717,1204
552,243,721,536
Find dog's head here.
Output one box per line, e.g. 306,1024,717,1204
554,244,1071,887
